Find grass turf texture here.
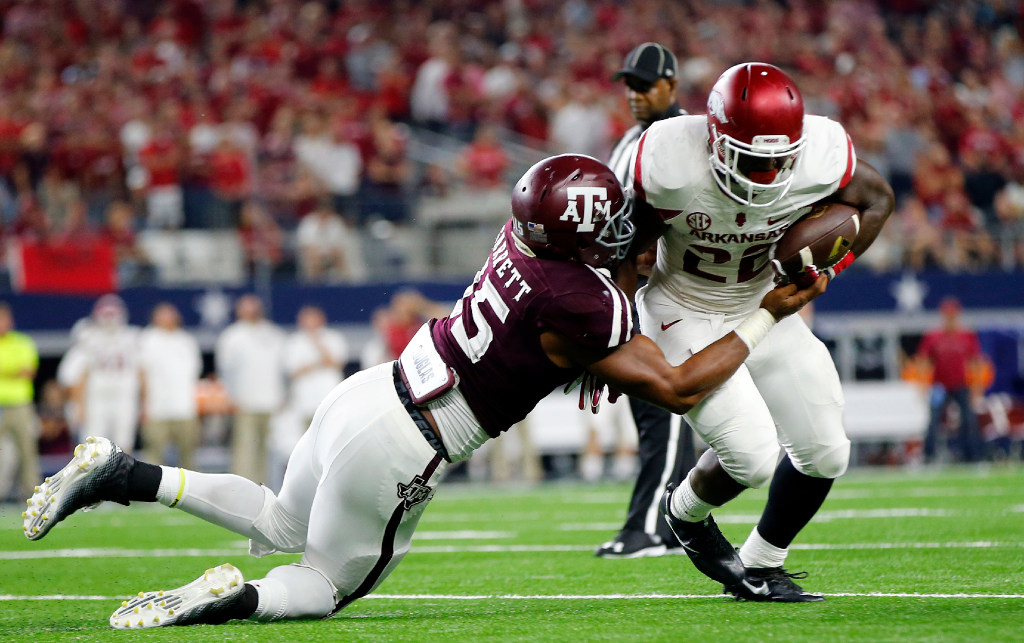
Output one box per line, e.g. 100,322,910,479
1,466,1022,642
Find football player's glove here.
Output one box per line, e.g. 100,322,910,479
564,372,622,414
772,251,855,288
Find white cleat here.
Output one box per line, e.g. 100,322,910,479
109,564,246,629
23,436,133,541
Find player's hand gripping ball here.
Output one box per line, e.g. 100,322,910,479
770,202,860,287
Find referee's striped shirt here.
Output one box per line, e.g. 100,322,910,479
607,105,685,189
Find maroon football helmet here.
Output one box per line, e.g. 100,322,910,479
511,154,634,268
707,62,806,207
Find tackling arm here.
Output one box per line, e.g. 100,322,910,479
543,278,827,414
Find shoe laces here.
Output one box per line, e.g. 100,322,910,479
753,567,810,591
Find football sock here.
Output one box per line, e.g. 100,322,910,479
155,467,267,538
249,565,337,621
670,472,717,522
126,460,162,502
738,527,787,569
755,455,835,549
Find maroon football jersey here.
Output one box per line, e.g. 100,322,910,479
432,220,634,437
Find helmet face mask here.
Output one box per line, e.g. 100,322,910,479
706,63,806,208
511,154,635,269
709,124,805,207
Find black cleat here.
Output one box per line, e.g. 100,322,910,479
660,483,745,586
726,566,825,602
595,530,667,559
23,436,134,541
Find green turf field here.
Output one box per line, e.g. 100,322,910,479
1,465,1022,642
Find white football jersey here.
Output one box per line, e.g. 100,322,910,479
75,325,142,400
635,114,855,314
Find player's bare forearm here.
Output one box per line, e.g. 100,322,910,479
586,334,749,414
831,159,895,257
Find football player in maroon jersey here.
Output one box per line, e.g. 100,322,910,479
23,154,825,629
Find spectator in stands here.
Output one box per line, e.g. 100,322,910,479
53,199,97,245
208,136,252,229
916,297,985,463
0,303,39,500
456,123,509,190
139,303,203,469
37,165,80,232
138,130,184,230
0,0,1022,278
295,201,366,283
410,21,457,132
361,114,412,224
994,173,1024,267
283,305,348,430
913,142,964,219
899,197,946,271
940,190,996,271
293,112,362,216
237,201,283,279
101,200,151,287
215,294,285,483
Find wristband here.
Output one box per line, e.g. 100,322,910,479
734,308,777,351
825,251,856,280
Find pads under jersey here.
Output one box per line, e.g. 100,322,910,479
432,220,634,437
634,114,855,314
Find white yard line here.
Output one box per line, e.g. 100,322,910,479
557,508,958,531
2,591,1022,601
2,540,1022,560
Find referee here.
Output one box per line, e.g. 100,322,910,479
595,42,696,559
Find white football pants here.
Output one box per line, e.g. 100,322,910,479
639,287,849,487
167,362,448,620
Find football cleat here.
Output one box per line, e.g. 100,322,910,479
726,566,825,603
110,564,246,628
23,436,134,541
660,483,745,587
594,530,668,559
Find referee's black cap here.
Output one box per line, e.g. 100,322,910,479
611,42,678,84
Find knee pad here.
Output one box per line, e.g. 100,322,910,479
249,564,338,622
720,444,780,489
793,439,850,479
249,486,309,556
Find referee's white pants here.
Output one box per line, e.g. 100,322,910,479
639,289,849,487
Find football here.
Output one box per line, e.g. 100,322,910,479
771,201,861,285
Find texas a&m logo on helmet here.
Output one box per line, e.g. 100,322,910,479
511,154,634,268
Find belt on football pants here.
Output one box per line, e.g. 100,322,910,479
392,362,452,463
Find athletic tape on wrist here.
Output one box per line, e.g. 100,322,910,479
734,308,777,351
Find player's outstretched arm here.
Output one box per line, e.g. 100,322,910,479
543,277,827,414
830,159,895,258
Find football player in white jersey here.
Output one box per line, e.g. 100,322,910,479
59,295,142,450
628,63,894,601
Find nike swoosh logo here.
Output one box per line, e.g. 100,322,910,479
661,319,683,331
742,579,770,596
767,216,787,225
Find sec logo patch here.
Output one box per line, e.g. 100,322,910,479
686,212,711,231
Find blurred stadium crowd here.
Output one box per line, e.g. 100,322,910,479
0,0,1021,286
